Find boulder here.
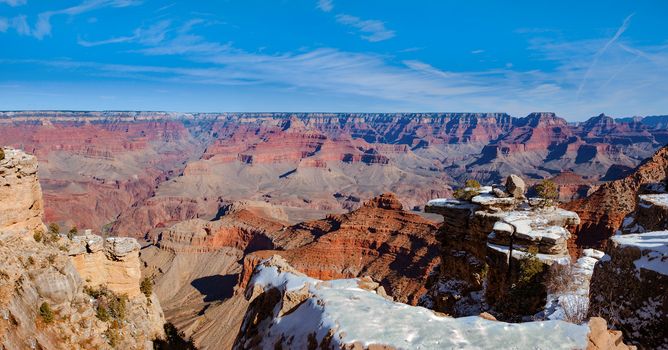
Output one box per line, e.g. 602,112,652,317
505,174,526,199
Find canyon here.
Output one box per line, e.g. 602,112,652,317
1,111,667,349
1,111,667,238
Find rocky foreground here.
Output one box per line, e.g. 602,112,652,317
0,148,165,349
236,255,629,350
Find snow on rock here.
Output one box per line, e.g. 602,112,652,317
611,231,668,275
589,231,668,348
237,255,596,350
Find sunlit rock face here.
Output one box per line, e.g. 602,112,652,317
0,148,165,350
0,147,46,236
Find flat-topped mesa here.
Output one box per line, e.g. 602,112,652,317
236,255,632,350
0,147,46,236
588,232,668,348
424,174,581,318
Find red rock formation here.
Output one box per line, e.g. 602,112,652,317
564,145,668,248
1,111,667,237
239,193,441,305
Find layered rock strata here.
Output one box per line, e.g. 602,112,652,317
425,176,580,318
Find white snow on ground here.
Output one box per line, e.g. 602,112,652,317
638,194,668,208
248,262,591,350
612,231,668,275
541,251,603,321
486,242,571,265
425,198,477,209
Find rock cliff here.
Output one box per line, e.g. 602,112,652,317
0,147,46,236
565,145,668,248
424,180,581,319
0,148,165,349
588,190,668,348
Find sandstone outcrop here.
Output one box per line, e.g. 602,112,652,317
0,147,45,236
69,234,144,298
0,148,165,349
425,178,581,319
588,190,668,348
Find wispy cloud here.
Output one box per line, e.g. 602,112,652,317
576,13,634,98
335,14,395,42
0,0,141,39
471,49,484,54
317,0,333,12
0,0,27,7
78,20,170,46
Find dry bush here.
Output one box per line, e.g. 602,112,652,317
561,296,589,324
545,262,576,294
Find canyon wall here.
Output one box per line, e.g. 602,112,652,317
1,111,666,238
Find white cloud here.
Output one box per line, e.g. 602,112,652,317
317,0,333,12
471,49,484,54
1,0,141,39
0,0,27,6
335,14,394,42
78,20,170,46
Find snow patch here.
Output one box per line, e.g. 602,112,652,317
248,260,591,349
612,231,668,276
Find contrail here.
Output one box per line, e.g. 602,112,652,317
576,13,634,99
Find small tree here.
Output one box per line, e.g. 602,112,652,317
39,302,54,324
454,179,481,201
33,229,44,243
535,179,558,206
140,277,153,299
465,179,481,189
48,223,60,236
68,226,78,239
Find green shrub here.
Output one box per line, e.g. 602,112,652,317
535,179,558,206
517,246,543,285
87,286,128,323
68,226,78,239
453,188,478,201
153,323,198,350
48,223,60,236
39,302,54,324
33,229,43,243
0,148,4,161
46,254,57,265
140,277,153,299
465,179,481,189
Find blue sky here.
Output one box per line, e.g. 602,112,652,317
0,0,667,120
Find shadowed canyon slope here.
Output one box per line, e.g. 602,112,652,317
1,111,667,238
